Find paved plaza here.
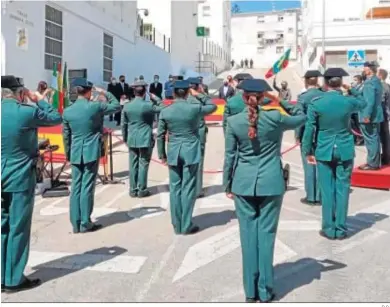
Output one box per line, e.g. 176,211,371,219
2,69,390,303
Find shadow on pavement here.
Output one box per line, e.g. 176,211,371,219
193,210,236,232
347,212,389,238
27,246,127,285
274,258,347,301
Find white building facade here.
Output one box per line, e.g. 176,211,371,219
231,9,301,68
198,0,232,73
1,0,215,89
301,0,390,79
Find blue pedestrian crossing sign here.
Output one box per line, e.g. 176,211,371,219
347,50,366,67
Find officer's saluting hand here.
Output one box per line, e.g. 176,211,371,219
1,75,62,293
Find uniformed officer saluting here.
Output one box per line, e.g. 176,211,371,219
359,61,384,171
301,68,367,240
295,70,324,206
187,77,213,198
1,75,62,293
223,79,306,303
157,80,216,235
121,80,164,197
62,78,120,233
222,74,254,134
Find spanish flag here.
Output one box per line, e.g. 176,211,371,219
265,48,291,79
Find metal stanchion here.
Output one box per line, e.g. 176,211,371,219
101,130,124,185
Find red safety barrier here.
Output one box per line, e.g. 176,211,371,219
112,134,300,174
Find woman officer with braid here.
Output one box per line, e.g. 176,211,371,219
223,79,306,302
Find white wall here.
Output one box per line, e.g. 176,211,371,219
231,10,300,68
1,0,190,89
170,1,201,71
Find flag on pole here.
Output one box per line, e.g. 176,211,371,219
51,62,59,110
265,48,291,79
57,62,64,114
63,62,70,109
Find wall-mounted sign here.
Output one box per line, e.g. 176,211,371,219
9,9,34,27
16,27,27,50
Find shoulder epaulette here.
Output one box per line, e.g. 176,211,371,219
261,105,288,116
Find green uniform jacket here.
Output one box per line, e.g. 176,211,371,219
223,105,306,196
121,97,164,148
295,88,324,141
301,89,367,161
222,91,245,133
188,93,212,144
157,98,217,166
1,99,62,192
62,92,120,164
359,75,384,123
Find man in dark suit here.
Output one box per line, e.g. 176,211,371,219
149,75,163,99
107,77,121,121
115,75,132,126
218,80,235,100
198,76,209,95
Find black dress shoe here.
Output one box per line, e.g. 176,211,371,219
300,197,320,206
358,165,380,171
1,284,4,292
197,193,205,199
3,278,41,293
245,298,257,303
138,190,151,198
183,225,200,235
259,293,275,303
337,233,348,240
80,224,103,233
319,230,335,240
129,192,138,198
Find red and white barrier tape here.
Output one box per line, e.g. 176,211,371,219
111,134,299,174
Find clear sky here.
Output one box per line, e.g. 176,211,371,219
231,1,301,13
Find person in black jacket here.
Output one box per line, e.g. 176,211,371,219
115,75,133,125
107,77,120,121
149,75,163,99
198,76,209,95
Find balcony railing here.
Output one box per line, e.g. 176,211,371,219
138,16,171,53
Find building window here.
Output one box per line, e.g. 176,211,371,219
203,5,211,17
103,33,113,82
257,46,264,54
277,33,284,39
288,27,293,33
257,32,264,39
44,5,63,70
278,15,284,22
333,18,345,22
257,16,265,23
142,23,153,41
276,46,284,53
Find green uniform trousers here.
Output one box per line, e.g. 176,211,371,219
316,148,353,239
196,142,206,197
70,160,98,232
1,187,35,286
360,123,381,168
300,149,321,203
128,146,153,197
234,194,283,301
168,162,198,234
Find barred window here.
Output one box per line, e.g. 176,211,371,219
44,5,62,70
103,33,113,82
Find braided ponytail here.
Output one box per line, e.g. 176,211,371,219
244,94,259,139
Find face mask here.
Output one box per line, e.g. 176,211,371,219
112,80,117,85
223,82,228,86
169,78,173,82
120,79,125,83
154,79,159,83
